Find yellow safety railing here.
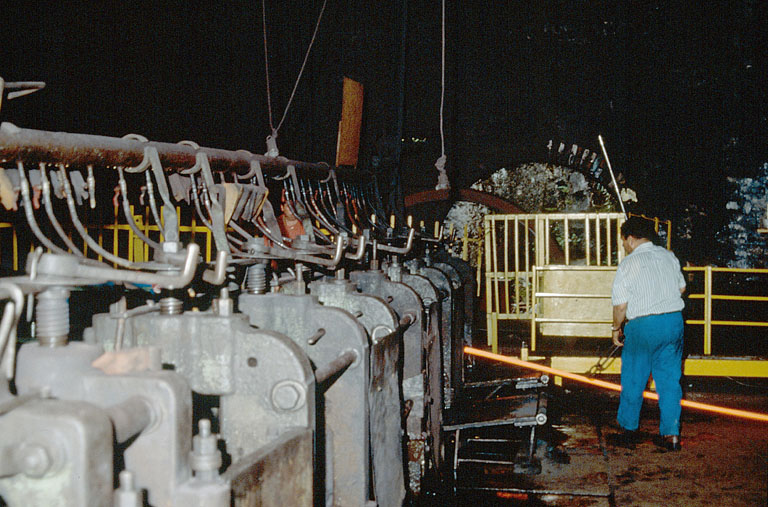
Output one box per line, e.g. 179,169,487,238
1,206,215,273
683,266,768,356
0,222,19,272
484,212,626,352
531,264,617,350
483,210,768,376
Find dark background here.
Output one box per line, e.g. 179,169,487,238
2,1,766,237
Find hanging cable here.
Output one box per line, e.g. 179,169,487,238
261,0,275,136
261,0,329,156
434,0,449,191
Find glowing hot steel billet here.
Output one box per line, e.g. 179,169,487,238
465,347,768,423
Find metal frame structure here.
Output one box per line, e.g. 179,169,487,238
484,212,768,378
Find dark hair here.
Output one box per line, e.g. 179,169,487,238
620,216,658,241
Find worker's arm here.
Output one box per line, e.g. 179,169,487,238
612,302,628,347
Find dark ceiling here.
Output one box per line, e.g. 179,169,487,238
2,1,766,223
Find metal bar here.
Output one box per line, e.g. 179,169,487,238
687,266,768,274
606,216,612,266
535,293,610,298
564,216,569,265
0,122,362,181
524,217,530,313
687,294,768,302
455,486,610,498
704,266,712,355
535,318,610,324
484,218,493,347
531,267,537,351
686,320,768,327
456,458,517,465
544,215,550,264
444,415,540,431
315,349,358,384
585,215,591,266
491,218,499,317
503,217,509,315
514,216,520,316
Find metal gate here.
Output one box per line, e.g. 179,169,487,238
483,212,626,353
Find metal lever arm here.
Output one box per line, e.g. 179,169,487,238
39,163,85,257
0,282,24,380
375,228,415,254
32,243,200,290
16,161,68,255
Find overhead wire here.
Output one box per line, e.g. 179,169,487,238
434,0,449,190
438,0,445,160
260,0,329,140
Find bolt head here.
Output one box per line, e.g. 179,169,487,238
271,381,305,411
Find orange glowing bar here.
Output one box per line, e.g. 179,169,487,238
465,347,768,423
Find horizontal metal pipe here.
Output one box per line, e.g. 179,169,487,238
0,122,364,181
315,349,358,384
106,396,154,444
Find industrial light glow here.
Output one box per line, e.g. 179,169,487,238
465,347,768,423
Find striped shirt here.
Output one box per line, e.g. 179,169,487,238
611,242,686,320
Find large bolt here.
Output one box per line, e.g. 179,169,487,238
16,443,51,478
36,287,70,347
114,470,142,507
271,380,305,412
159,297,183,315
190,419,222,482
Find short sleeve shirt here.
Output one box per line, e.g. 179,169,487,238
611,242,686,320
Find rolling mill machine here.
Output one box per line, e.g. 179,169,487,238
0,119,548,505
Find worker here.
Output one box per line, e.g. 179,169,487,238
611,216,686,451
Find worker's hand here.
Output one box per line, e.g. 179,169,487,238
612,329,624,347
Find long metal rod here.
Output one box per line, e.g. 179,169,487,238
597,135,626,217
0,122,363,181
465,347,768,423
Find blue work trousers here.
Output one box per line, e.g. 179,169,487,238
617,311,684,436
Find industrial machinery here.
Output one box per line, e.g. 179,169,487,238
0,113,552,506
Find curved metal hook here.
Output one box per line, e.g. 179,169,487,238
16,161,69,255
57,164,136,268
235,152,261,180
179,141,202,175
376,227,415,255
202,249,229,285
123,134,150,173
196,151,230,254
0,281,24,380
116,166,162,251
345,234,367,260
38,163,86,257
34,243,201,290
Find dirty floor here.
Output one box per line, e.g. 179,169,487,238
450,377,768,506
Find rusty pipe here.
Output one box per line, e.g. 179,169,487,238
0,123,364,181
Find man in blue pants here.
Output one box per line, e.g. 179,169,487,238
611,217,686,451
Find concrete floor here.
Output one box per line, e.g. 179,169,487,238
452,383,768,506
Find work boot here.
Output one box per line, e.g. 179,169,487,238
606,430,645,449
652,434,681,452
